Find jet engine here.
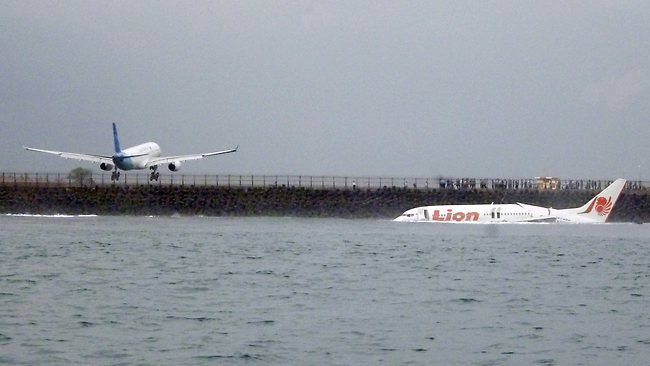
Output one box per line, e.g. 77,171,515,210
100,162,114,171
168,162,182,172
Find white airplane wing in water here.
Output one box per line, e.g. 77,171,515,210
23,147,113,164
145,146,238,167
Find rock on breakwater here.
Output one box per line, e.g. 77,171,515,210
0,185,648,222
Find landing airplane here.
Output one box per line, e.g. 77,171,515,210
394,178,626,223
24,123,237,181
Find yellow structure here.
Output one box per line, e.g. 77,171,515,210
535,176,560,190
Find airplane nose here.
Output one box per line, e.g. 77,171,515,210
394,215,408,222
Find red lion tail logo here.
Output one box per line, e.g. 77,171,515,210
594,196,612,216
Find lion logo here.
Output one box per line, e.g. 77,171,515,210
594,196,612,216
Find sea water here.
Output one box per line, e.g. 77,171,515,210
0,215,648,365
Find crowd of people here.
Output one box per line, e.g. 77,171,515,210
436,178,646,191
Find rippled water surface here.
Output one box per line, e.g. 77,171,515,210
1,215,649,365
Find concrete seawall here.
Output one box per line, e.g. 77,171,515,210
1,185,648,222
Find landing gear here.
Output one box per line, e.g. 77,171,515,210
111,169,121,181
149,166,160,181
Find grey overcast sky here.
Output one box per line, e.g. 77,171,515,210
1,1,649,179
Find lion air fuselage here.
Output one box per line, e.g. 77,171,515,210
394,179,626,224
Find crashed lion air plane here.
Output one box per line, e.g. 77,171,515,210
394,179,626,223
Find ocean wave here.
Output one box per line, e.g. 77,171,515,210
3,213,98,218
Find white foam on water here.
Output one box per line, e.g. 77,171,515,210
3,213,98,218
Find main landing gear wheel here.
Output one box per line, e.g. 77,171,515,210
149,166,160,181
111,171,121,181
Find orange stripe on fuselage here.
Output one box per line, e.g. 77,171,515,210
581,198,596,214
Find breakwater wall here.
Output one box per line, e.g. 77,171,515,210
1,185,648,222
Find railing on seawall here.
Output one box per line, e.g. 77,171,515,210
1,172,648,192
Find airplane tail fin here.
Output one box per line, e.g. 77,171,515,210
112,123,122,153
573,179,627,222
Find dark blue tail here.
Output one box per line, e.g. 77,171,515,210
112,123,122,153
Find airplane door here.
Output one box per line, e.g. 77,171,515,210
424,209,430,221
491,207,501,219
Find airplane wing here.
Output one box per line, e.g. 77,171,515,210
513,203,558,223
145,146,238,167
518,216,559,223
24,147,113,164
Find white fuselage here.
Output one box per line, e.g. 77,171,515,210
112,142,161,170
394,202,609,224
394,179,627,224
394,203,552,223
